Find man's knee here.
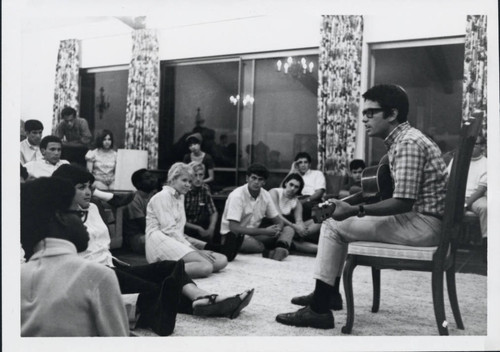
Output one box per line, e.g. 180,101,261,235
240,236,265,253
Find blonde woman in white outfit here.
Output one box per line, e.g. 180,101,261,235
146,162,228,278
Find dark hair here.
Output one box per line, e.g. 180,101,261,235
294,152,312,163
40,135,62,150
52,164,95,186
21,164,29,181
281,173,305,195
362,84,409,123
96,129,114,149
131,168,148,189
349,159,366,171
61,106,77,118
24,119,44,132
246,163,269,179
21,177,75,259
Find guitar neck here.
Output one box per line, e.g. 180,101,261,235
341,191,364,205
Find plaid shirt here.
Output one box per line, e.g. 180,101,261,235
384,122,447,216
184,184,216,224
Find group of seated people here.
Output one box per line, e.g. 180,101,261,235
20,84,487,336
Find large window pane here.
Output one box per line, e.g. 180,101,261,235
369,44,464,164
246,55,319,188
161,61,239,191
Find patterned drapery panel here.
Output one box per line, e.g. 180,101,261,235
317,15,364,175
51,39,80,133
124,29,160,168
462,15,487,140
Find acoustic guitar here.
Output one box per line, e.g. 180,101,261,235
312,163,394,223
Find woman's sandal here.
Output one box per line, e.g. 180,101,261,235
192,289,255,319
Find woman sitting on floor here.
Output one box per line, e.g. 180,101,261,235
146,162,228,278
270,173,320,254
21,177,129,337
51,164,254,336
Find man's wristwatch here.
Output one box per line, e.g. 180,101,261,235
357,205,366,218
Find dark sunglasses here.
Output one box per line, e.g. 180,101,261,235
362,108,385,118
64,209,89,223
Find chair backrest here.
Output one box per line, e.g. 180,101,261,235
435,113,484,261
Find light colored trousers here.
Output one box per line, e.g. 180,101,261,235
313,212,442,286
471,196,487,238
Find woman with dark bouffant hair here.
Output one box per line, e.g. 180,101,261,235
85,129,117,190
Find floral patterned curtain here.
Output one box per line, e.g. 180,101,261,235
317,15,364,175
124,29,160,168
462,15,487,140
51,39,80,133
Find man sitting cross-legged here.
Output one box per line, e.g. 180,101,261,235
51,164,254,336
183,161,243,262
276,84,447,329
24,135,69,178
123,168,159,254
220,163,291,261
21,177,129,336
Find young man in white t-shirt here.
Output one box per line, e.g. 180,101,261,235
220,163,290,260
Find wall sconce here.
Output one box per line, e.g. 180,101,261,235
96,87,110,119
276,57,314,77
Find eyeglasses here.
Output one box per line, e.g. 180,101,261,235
64,210,88,223
362,108,385,118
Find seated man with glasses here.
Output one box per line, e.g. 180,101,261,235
220,163,291,261
276,84,448,329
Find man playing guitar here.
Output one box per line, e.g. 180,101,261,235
276,84,448,329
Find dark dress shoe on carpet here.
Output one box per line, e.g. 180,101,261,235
275,306,334,329
107,192,135,207
291,292,343,311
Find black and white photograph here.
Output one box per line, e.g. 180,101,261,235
3,0,499,351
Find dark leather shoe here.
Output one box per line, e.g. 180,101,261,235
275,306,334,329
291,292,343,311
107,192,135,208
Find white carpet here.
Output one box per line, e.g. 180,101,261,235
135,253,487,336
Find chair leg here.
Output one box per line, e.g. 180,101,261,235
371,267,380,313
446,266,465,329
341,255,356,334
431,269,449,335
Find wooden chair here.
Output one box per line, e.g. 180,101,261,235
340,114,484,336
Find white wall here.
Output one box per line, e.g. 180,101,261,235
20,13,469,139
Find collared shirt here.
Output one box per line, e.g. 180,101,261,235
146,185,191,246
55,117,92,146
20,139,43,165
220,184,279,234
384,121,447,216
21,238,128,336
85,148,117,183
79,203,114,267
301,169,326,196
184,184,216,224
24,158,69,178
